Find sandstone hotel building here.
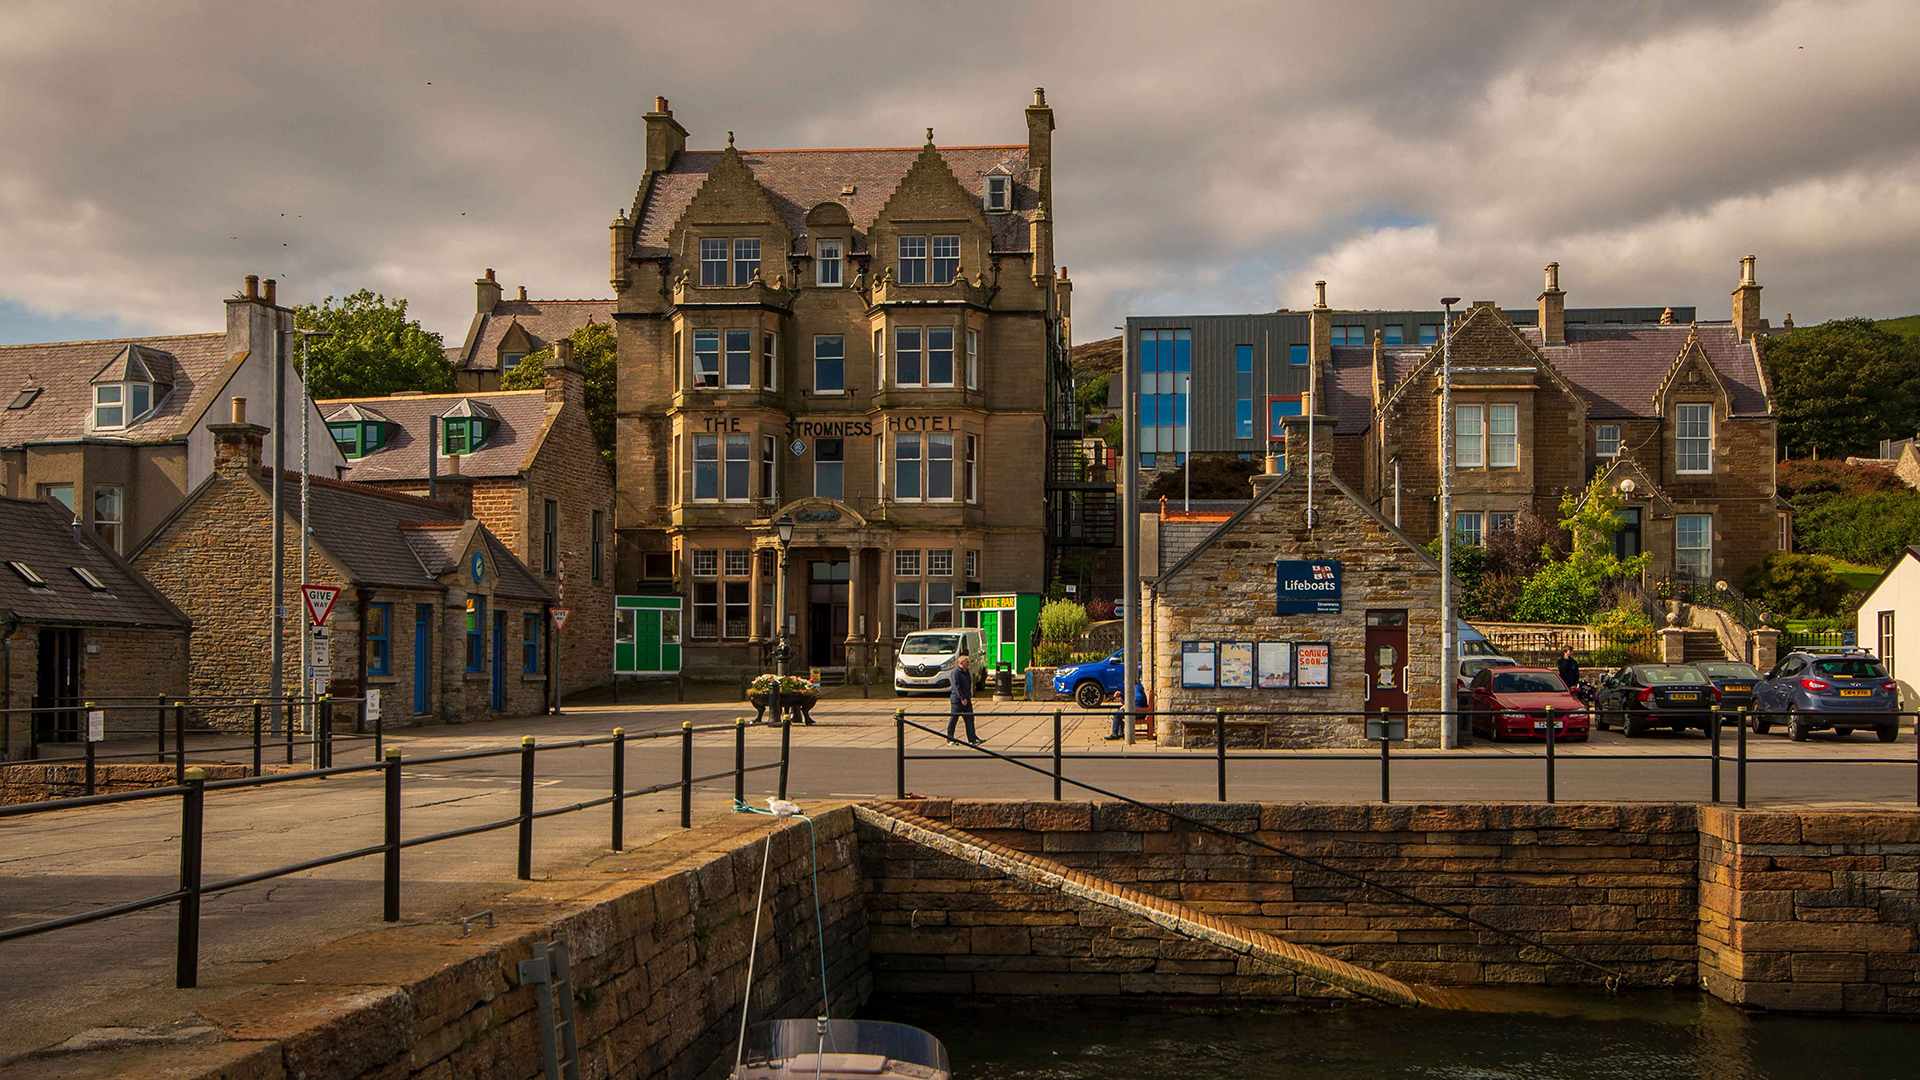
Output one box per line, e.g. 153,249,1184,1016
610,92,1072,675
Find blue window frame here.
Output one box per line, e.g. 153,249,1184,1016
367,602,391,676
1136,328,1190,460
465,596,485,672
1269,395,1303,440
523,612,540,673
1289,343,1308,366
1234,345,1254,439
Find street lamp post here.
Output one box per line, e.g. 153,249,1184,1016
294,330,330,753
1438,297,1459,750
773,514,795,676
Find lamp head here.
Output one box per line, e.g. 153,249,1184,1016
1440,296,1461,307
775,514,795,546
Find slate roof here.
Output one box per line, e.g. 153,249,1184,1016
319,391,552,482
453,299,613,373
273,473,549,601
0,333,232,446
633,145,1037,258
1520,322,1770,418
0,496,190,629
1327,346,1428,435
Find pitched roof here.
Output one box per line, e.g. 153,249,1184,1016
0,333,232,446
267,472,550,601
0,496,190,629
633,145,1037,258
319,391,553,482
454,299,613,373
1328,345,1429,435
1520,323,1770,418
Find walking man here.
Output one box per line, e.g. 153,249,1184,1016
947,654,979,744
1557,646,1581,691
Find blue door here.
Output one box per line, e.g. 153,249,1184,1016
491,611,506,711
413,604,432,713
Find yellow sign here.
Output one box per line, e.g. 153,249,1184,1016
961,595,1015,610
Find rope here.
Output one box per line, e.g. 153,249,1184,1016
734,799,834,1020
730,831,774,1075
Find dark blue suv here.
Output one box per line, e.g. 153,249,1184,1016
1753,650,1901,742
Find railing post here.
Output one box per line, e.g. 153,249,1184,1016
1545,707,1556,804
84,735,97,797
611,727,626,851
176,767,206,989
373,700,384,761
1215,707,1227,802
1052,708,1063,801
156,694,167,764
286,696,295,766
777,711,792,802
252,701,263,777
320,696,333,769
895,708,906,800
517,736,535,880
383,749,402,922
1710,706,1722,804
680,721,694,828
173,703,186,783
1380,715,1391,804
1736,706,1748,809
734,717,746,806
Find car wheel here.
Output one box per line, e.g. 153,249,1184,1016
1596,707,1610,732
1074,681,1105,710
1878,726,1900,743
894,689,909,698
1835,726,1854,737
1486,715,1502,742
1787,706,1809,742
1751,715,1772,735
1623,714,1642,738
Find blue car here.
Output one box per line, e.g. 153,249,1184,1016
1052,650,1147,710
1753,650,1901,742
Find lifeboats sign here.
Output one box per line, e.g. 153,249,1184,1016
1275,560,1342,614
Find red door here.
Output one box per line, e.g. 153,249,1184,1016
1364,611,1409,716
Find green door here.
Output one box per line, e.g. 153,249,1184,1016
979,610,1000,666
636,610,661,672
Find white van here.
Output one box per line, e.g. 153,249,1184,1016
893,629,987,696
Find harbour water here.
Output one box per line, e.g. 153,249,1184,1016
869,990,1918,1079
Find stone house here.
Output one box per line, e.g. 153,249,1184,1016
444,269,613,393
0,276,344,555
1148,418,1447,748
133,407,552,724
318,341,613,700
0,496,191,759
611,92,1073,675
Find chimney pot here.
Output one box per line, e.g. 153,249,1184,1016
262,278,276,306
1741,255,1757,286
1033,87,1046,106
245,275,259,299
517,285,527,301
654,96,670,114
1058,266,1067,279
231,397,247,425
485,268,496,282
1545,262,1560,291
556,337,574,366
1314,280,1328,308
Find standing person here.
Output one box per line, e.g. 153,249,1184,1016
947,655,979,744
1557,646,1581,692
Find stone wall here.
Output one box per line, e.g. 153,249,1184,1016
869,799,1700,991
1698,807,1920,1014
0,762,291,805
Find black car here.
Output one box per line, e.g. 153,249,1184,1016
1698,662,1762,712
1593,664,1717,736
1753,650,1901,742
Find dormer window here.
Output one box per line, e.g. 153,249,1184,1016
93,382,152,430
443,417,490,454
327,420,389,458
985,175,1011,213
501,352,526,373
89,344,172,431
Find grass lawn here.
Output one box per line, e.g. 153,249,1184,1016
1877,314,1920,340
1815,556,1885,592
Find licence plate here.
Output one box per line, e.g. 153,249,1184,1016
1668,693,1698,701
1840,689,1871,697
1722,686,1749,693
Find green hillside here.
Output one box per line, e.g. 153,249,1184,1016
1878,314,1920,339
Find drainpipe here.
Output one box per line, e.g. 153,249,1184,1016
0,613,16,760
355,588,371,712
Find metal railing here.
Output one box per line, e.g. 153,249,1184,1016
894,706,1920,810
0,716,792,988
5,696,382,795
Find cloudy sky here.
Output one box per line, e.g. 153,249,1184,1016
5,0,1917,346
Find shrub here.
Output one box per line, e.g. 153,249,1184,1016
1069,651,1107,663
1741,552,1851,620
749,674,819,695
1472,573,1524,622
1038,599,1090,643
1084,598,1116,621
1424,535,1488,615
1513,552,1646,624
1483,509,1559,580
1794,492,1920,565
1777,458,1909,501
1588,644,1635,668
1032,642,1076,666
1590,603,1652,632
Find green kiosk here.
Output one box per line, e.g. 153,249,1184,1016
614,595,683,675
960,592,1043,673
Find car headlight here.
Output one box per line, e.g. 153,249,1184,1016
940,656,959,671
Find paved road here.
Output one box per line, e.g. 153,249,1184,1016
1,695,1914,1062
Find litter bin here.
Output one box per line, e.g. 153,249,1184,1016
995,662,1014,701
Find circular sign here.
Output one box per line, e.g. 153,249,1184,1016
471,551,486,582
789,439,806,456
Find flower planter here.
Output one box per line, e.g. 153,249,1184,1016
748,690,818,724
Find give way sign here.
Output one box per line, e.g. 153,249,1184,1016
552,607,571,632
301,584,343,626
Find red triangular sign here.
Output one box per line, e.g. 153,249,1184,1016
301,584,343,626
552,607,571,631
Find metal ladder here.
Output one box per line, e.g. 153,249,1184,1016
518,932,581,1080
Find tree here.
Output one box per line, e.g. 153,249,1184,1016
501,320,617,465
1762,318,1920,459
1145,455,1262,500
291,290,454,399
1510,477,1648,623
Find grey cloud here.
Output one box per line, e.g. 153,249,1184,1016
1,0,1913,348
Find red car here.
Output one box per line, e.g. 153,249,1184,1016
1465,666,1591,741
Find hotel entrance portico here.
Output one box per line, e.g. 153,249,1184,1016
672,498,987,677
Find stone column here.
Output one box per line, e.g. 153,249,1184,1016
877,543,895,670
844,546,866,676
1659,614,1687,663
1752,626,1781,673
747,547,765,645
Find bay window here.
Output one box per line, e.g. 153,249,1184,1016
693,331,720,388
692,434,719,500
895,328,922,385
928,434,954,500
965,435,979,503
724,434,750,501
894,434,921,500
966,329,979,390
928,328,955,386
761,331,778,390
725,330,752,389
761,435,777,503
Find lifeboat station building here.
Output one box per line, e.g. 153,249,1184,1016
1148,418,1448,749
609,93,1072,676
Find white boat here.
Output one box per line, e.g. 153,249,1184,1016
734,1018,949,1080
